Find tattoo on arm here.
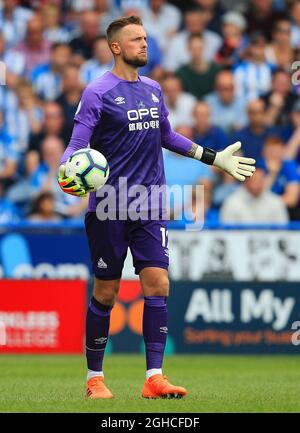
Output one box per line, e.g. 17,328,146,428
186,143,198,158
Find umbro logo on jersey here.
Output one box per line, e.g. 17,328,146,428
97,257,108,269
152,93,159,103
114,96,125,104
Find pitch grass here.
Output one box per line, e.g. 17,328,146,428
0,354,300,413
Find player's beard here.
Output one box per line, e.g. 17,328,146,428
123,53,147,68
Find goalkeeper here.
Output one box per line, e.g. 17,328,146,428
58,16,255,400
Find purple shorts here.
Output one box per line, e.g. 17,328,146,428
85,212,169,280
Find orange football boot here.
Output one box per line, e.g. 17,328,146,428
86,376,113,399
142,374,187,399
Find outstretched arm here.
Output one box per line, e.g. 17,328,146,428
160,117,256,181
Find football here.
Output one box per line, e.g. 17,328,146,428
65,148,109,192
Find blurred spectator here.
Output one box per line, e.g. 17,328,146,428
3,64,20,91
6,150,40,214
245,0,283,40
263,69,298,127
0,31,25,76
231,99,279,159
233,32,274,101
31,43,72,101
176,33,221,99
30,136,64,192
265,18,295,70
70,10,101,65
0,110,19,188
56,65,83,140
193,101,228,151
193,0,225,34
161,74,197,128
32,136,88,218
219,0,248,12
261,136,299,209
65,0,94,11
163,124,214,216
166,0,193,12
29,102,69,155
0,180,19,223
7,79,43,153
284,99,300,168
164,7,222,71
205,69,248,133
142,0,181,52
0,0,33,48
0,73,19,133
95,0,122,31
200,181,219,224
289,0,300,48
28,191,62,222
120,0,149,10
171,181,217,226
15,15,52,78
211,170,239,210
220,167,289,224
79,35,114,84
215,11,248,67
41,3,71,44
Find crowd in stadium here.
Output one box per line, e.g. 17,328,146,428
0,0,300,225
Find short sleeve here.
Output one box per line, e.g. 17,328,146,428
74,85,103,130
285,160,299,182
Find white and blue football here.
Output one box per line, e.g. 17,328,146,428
65,148,109,192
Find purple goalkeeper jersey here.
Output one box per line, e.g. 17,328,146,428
61,71,193,213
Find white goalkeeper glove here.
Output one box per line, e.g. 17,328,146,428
213,141,256,182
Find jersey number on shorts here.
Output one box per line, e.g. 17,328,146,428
160,227,168,247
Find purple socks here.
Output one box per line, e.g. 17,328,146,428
86,295,168,373
85,297,112,371
143,296,168,370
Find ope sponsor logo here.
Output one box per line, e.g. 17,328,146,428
127,107,160,131
127,107,159,120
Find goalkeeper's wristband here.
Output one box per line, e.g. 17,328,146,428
200,147,216,165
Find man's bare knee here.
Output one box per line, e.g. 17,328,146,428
140,268,169,297
93,278,120,306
